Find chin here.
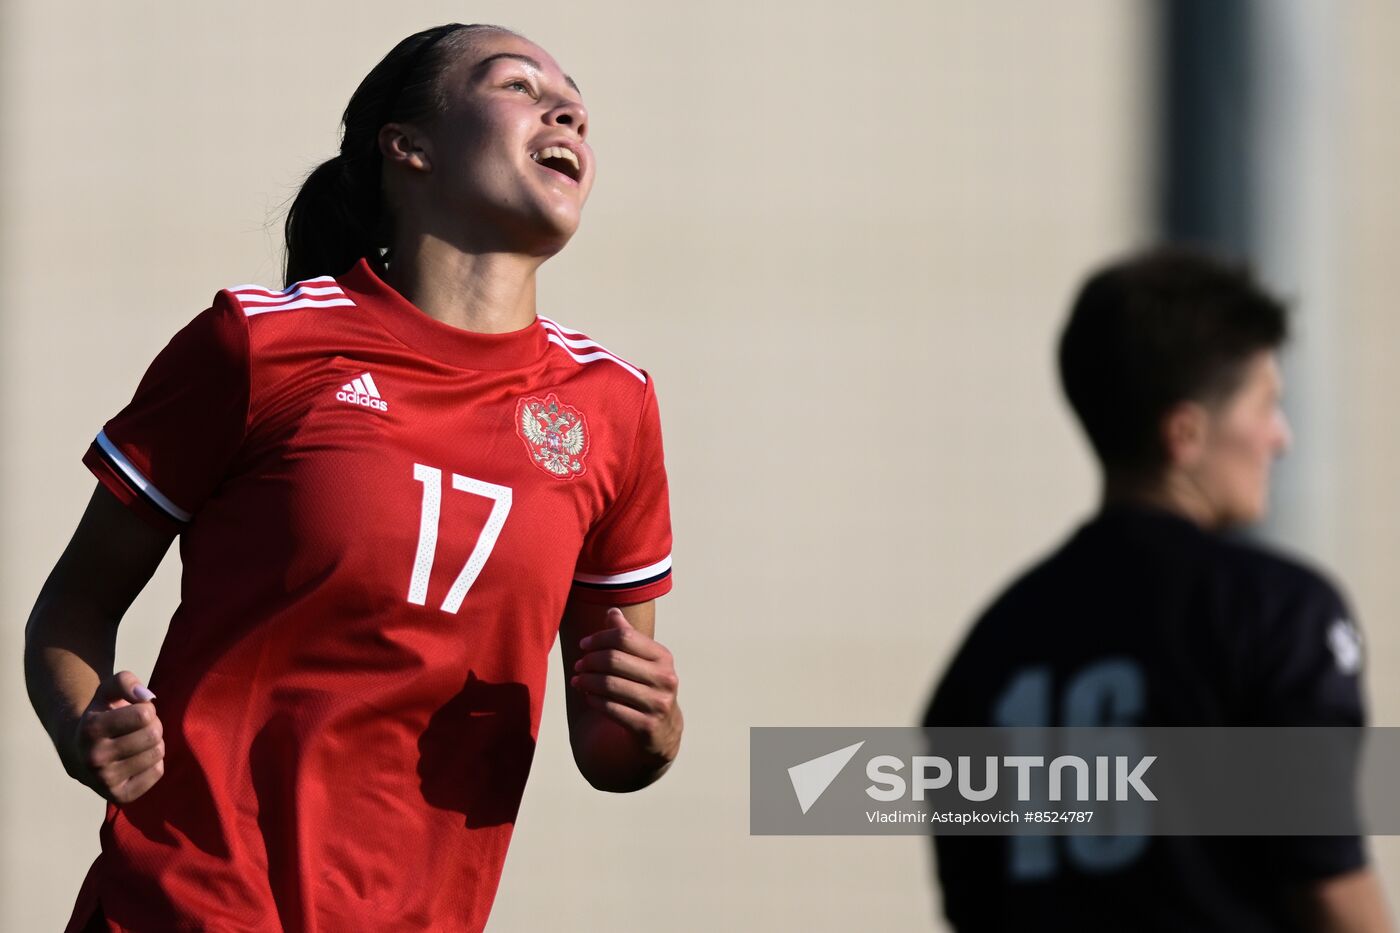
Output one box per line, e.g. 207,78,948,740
523,224,577,259
545,203,582,237
457,192,581,256
522,203,581,252
1226,499,1269,529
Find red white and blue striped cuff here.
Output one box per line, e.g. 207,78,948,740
84,430,192,528
571,555,673,604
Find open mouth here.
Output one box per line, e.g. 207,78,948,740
530,146,581,182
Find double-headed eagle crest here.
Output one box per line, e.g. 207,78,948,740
515,394,589,479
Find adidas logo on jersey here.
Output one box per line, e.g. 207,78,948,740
336,372,389,411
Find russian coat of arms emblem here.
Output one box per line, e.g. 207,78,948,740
515,394,590,479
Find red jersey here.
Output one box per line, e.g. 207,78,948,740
69,258,673,932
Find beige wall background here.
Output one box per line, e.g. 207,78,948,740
1,2,1394,930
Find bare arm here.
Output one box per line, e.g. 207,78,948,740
24,484,174,802
559,598,682,792
1291,867,1394,933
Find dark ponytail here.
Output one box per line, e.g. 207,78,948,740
282,23,506,287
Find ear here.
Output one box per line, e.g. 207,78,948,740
378,123,433,173
1160,401,1209,469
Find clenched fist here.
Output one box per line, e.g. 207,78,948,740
571,607,682,762
69,670,165,804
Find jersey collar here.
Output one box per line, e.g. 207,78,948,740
338,258,550,371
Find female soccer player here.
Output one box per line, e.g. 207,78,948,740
24,24,681,932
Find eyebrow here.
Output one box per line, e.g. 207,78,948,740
473,52,581,95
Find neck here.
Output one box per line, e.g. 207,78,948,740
1102,470,1219,530
381,235,542,335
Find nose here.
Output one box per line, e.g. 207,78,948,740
547,97,588,140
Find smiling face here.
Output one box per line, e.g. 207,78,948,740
1180,351,1293,528
382,29,594,257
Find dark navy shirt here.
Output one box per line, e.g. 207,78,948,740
924,505,1367,932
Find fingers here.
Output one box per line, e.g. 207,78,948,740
578,623,665,660
85,714,163,764
82,700,159,740
571,671,671,714
582,693,652,732
98,670,156,707
572,619,678,703
80,715,166,804
93,741,165,787
572,647,659,684
107,756,166,805
81,727,166,804
571,612,681,760
571,642,679,712
79,706,162,766
75,677,166,804
102,750,167,801
580,693,682,762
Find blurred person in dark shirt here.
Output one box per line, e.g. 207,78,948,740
924,247,1390,932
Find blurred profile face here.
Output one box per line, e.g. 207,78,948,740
401,30,594,255
1187,351,1292,527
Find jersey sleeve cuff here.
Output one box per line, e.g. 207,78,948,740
83,435,190,533
570,556,673,606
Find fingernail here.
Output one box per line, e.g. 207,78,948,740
570,676,580,687
572,659,582,671
133,686,157,702
579,637,592,650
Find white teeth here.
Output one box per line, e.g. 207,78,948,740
531,146,580,173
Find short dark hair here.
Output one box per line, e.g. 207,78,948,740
1058,246,1288,474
